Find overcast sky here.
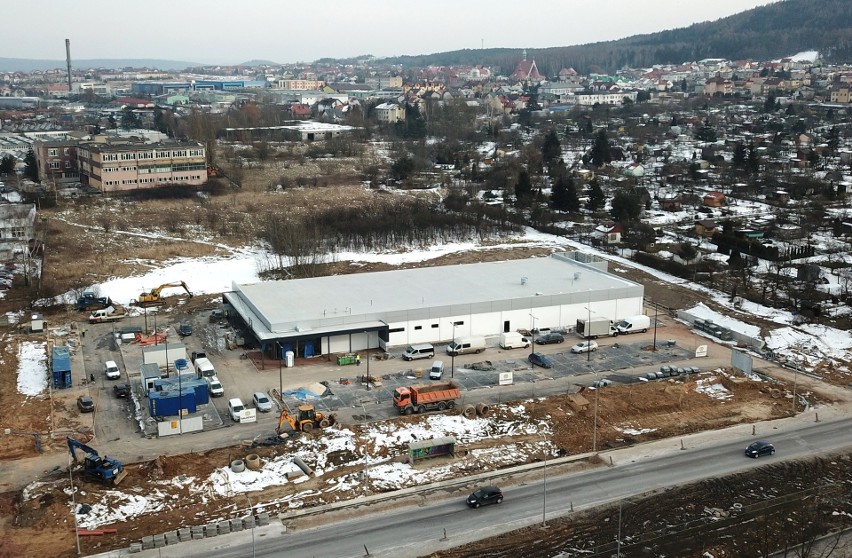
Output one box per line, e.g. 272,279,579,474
6,0,780,65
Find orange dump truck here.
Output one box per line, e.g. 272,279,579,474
393,381,462,415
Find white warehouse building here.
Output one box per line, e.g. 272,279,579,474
223,252,644,360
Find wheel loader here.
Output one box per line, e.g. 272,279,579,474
275,404,336,435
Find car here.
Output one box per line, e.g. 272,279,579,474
571,340,599,354
528,352,553,368
228,398,246,422
113,383,131,398
77,395,94,413
104,360,121,380
592,379,612,388
190,350,207,363
745,440,775,458
252,392,273,412
178,323,192,337
689,366,701,374
467,486,503,508
535,332,564,345
660,365,672,375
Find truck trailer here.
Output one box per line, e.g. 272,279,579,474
393,381,461,415
576,317,616,339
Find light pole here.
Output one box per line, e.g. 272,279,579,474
652,300,659,352
68,454,81,555
529,313,538,357
540,430,548,528
277,341,283,398
592,378,600,453
583,303,594,362
244,493,256,558
792,356,800,415
449,321,458,379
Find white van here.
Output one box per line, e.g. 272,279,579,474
429,360,445,380
104,360,121,380
402,343,434,361
228,397,257,423
499,332,530,350
206,376,224,397
194,357,216,379
447,336,486,356
615,315,651,335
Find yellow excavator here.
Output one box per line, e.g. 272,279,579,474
276,404,336,435
133,281,193,307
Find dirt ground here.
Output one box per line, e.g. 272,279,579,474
0,367,825,558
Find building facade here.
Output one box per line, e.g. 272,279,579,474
33,140,80,184
77,140,207,192
223,253,644,361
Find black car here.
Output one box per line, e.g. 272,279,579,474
178,323,192,336
77,395,94,413
535,332,564,345
745,440,775,458
467,486,503,508
113,383,131,398
528,352,553,369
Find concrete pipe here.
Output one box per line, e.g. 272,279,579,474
230,459,246,473
245,454,261,470
462,405,477,419
476,403,491,417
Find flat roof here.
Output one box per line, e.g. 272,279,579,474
230,253,642,338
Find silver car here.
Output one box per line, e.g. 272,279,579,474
252,392,273,412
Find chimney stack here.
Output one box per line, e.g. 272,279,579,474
65,39,72,93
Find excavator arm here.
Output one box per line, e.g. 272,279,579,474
134,281,193,307
275,410,297,435
67,437,99,461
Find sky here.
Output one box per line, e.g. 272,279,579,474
5,0,781,65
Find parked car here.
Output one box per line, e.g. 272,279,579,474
252,392,273,412
592,379,612,388
178,323,192,337
571,340,599,354
77,395,94,413
113,383,131,398
466,486,503,508
745,440,775,458
660,365,672,375
528,352,553,368
535,332,565,345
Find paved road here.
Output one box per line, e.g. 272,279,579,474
111,408,852,558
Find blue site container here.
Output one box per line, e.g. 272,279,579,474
151,376,209,406
51,346,72,389
148,387,198,417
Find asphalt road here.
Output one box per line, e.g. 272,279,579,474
115,413,852,558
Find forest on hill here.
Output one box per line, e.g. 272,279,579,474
374,0,852,75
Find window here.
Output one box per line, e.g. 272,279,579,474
414,326,422,331
64,148,70,155
48,149,58,156
64,161,71,168
431,324,439,328
49,161,60,169
388,327,405,333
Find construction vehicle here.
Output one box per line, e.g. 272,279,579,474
66,437,128,485
275,405,336,435
393,381,462,415
132,281,193,307
76,291,111,312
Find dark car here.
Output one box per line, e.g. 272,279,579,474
467,486,503,508
528,352,553,369
535,332,564,345
77,395,94,413
113,383,131,398
178,323,192,336
745,440,775,458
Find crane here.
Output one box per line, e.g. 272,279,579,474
67,437,127,485
132,281,193,307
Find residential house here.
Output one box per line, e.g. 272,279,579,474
702,191,726,207
659,195,682,211
592,222,623,244
704,76,733,96
623,162,645,178
694,219,718,237
830,86,851,104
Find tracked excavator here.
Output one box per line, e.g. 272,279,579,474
132,281,193,307
67,437,128,485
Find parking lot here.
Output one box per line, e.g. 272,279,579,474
79,311,712,441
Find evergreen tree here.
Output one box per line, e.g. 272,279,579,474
732,142,747,167
551,175,580,212
514,169,533,206
23,149,39,182
120,108,142,130
610,191,642,222
395,104,427,139
541,130,561,169
589,129,612,167
763,93,776,113
0,155,15,176
586,179,605,212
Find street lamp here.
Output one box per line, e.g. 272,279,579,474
277,341,283,398
529,313,538,357
449,321,458,379
583,303,594,362
540,430,548,528
244,493,256,558
592,378,600,453
652,299,659,352
69,454,81,555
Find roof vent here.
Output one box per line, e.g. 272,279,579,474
521,276,528,285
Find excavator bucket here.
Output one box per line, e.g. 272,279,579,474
112,469,128,486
